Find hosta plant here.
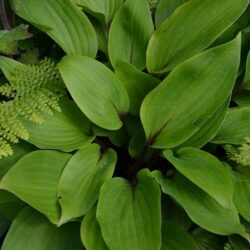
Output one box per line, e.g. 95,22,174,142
1,0,250,249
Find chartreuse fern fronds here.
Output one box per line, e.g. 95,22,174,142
225,137,250,166
0,58,65,158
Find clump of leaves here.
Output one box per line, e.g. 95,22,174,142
1,0,250,250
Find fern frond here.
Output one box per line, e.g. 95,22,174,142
225,137,250,166
0,58,65,158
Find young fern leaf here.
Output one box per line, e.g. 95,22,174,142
0,58,65,158
225,137,250,166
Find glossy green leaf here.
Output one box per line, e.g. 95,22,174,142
154,171,246,236
74,0,123,24
0,141,35,179
57,144,117,224
81,205,109,250
232,166,250,222
164,148,233,208
0,191,25,220
58,55,129,130
155,0,186,28
11,0,98,57
229,235,250,250
161,221,199,250
115,60,160,115
97,169,161,250
191,228,226,250
22,98,94,152
0,24,32,55
109,0,154,69
0,151,71,224
2,207,82,250
177,98,229,148
212,106,250,144
147,0,248,73
141,36,241,149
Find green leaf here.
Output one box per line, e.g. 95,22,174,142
0,191,25,220
0,150,71,224
154,171,246,236
232,166,250,222
115,60,160,116
57,144,117,225
0,55,25,81
97,169,161,250
233,90,250,107
108,0,154,69
161,221,199,250
74,0,123,25
243,51,250,90
155,0,186,28
81,205,109,250
58,55,129,130
176,98,229,148
11,0,98,57
212,106,250,144
141,36,241,149
22,98,95,152
0,24,32,55
1,207,82,250
191,228,226,250
147,0,248,73
161,194,193,231
0,215,9,238
164,148,233,208
229,235,250,250
0,141,35,179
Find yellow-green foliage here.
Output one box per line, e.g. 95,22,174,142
225,137,250,166
0,58,65,158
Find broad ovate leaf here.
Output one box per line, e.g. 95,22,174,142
164,148,233,208
141,35,241,149
57,144,117,224
2,207,82,250
74,0,123,25
11,0,98,57
58,55,129,130
81,205,109,250
115,60,160,115
177,98,229,148
109,0,154,69
212,106,250,144
97,169,161,250
155,0,186,28
22,98,95,152
154,171,246,236
0,150,71,224
147,0,248,73
161,221,199,250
